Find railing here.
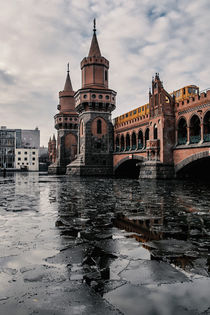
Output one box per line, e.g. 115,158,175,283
204,133,210,142
177,137,187,145
125,146,130,151
190,135,201,144
138,143,143,149
131,145,136,150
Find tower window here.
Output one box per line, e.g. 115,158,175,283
105,70,108,81
97,119,102,134
92,94,96,99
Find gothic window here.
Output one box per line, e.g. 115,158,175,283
97,119,102,134
154,124,158,139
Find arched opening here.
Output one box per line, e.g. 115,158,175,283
204,111,210,142
177,157,210,180
97,119,102,134
145,128,150,147
120,135,125,151
138,130,143,149
126,134,130,151
153,124,158,140
115,136,120,152
131,132,136,150
190,115,201,143
177,118,187,145
115,159,141,178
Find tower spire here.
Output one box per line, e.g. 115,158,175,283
88,19,101,57
93,18,96,34
64,63,73,91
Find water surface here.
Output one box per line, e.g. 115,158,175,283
0,173,210,314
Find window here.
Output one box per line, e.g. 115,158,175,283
126,113,128,117
97,119,102,134
32,152,35,155
24,151,27,154
18,151,21,155
32,157,35,161
105,70,108,81
92,94,96,99
24,157,27,161
133,110,136,114
99,95,103,99
17,163,20,165
18,157,21,161
105,95,109,100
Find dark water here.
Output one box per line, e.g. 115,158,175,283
0,173,210,315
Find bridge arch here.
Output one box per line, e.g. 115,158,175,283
145,128,150,147
189,114,201,144
138,129,144,149
177,117,187,145
114,155,146,178
175,150,210,178
204,110,210,142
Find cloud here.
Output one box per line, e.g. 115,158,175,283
0,0,209,145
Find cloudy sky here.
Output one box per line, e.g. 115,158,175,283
0,0,210,146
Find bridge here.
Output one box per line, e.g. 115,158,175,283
113,75,210,179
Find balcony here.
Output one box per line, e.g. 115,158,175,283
204,133,210,142
177,137,187,145
190,135,201,144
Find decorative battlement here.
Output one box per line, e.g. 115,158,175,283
81,56,109,69
175,90,210,110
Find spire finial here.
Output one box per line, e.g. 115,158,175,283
67,63,69,73
93,18,96,33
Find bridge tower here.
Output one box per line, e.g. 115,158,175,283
139,73,176,178
67,20,116,176
48,65,78,174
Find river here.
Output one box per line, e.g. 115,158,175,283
0,172,210,314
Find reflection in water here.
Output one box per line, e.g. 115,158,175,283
1,173,210,314
54,177,210,290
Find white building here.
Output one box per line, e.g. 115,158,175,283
15,148,39,171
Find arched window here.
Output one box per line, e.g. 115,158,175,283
204,111,210,142
116,136,120,152
97,119,102,134
120,135,125,151
153,124,158,140
138,130,143,149
177,118,187,145
190,115,201,143
126,134,130,151
131,132,136,150
145,128,150,147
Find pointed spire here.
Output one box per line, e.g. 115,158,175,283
64,63,73,92
88,19,101,57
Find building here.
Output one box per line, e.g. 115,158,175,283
0,126,40,171
15,128,40,149
49,21,210,179
15,148,39,171
0,126,16,168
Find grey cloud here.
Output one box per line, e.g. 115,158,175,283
0,69,15,85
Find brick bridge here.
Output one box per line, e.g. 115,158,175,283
113,74,210,179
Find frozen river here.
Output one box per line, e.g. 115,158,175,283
0,172,210,314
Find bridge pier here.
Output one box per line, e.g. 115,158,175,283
139,161,174,179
